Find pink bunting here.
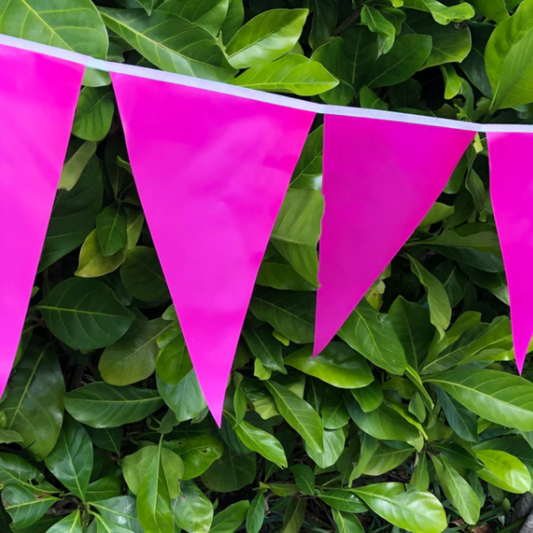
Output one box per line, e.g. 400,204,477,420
488,132,533,373
314,115,475,356
112,74,314,425
0,45,85,394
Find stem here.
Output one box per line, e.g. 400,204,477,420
333,8,362,36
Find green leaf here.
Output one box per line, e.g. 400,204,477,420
97,203,128,258
425,369,533,431
158,0,229,36
407,12,472,68
270,185,323,286
305,428,345,469
338,298,407,375
281,498,305,533
332,510,364,533
47,510,83,533
120,247,170,302
202,446,256,492
363,442,414,476
422,316,511,374
367,34,432,88
408,255,451,335
250,289,315,344
93,513,137,533
361,5,396,54
321,386,350,429
100,318,171,386
157,371,207,422
475,449,531,493
242,323,285,374
318,491,367,513
65,383,164,428
155,325,193,385
166,436,223,480
470,0,508,22
359,86,389,110
99,8,236,81
233,54,338,95
87,427,123,454
402,0,475,24
2,339,64,460
59,141,97,191
432,456,480,525
285,343,373,389
221,0,243,43
436,388,478,443
2,484,58,530
485,0,533,108
265,381,324,453
291,126,323,191
225,413,287,468
86,477,123,502
40,155,103,271
76,230,126,278
246,493,265,533
290,464,315,495
257,249,316,291
0,0,108,59
73,87,114,142
350,381,384,413
210,501,249,533
226,8,308,68
39,278,134,350
387,296,434,370
0,453,42,486
309,0,337,49
346,397,420,442
353,483,447,533
173,481,213,533
91,496,142,533
45,416,93,500
137,440,181,533
313,26,378,104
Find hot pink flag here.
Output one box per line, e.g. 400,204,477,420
0,44,85,395
488,132,533,373
314,115,475,356
112,73,314,424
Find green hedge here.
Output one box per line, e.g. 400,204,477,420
0,0,532,532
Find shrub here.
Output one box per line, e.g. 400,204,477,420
0,0,532,532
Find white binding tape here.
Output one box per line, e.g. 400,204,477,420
1,32,533,134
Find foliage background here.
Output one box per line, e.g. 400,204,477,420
1,0,533,531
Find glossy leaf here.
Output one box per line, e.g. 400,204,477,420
158,0,229,35
45,416,93,500
120,247,170,302
174,480,213,533
2,339,64,460
76,230,126,278
265,381,324,453
233,54,338,95
353,483,447,533
270,188,323,286
210,501,249,533
167,436,223,480
285,343,373,389
73,87,115,142
100,318,172,386
367,35,432,88
475,449,531,493
246,493,265,533
65,383,164,428
338,298,407,375
226,8,308,68
97,203,128,257
100,8,236,81
426,369,533,431
39,278,134,350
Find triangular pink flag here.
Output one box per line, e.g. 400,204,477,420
112,73,314,424
314,115,475,355
488,132,533,373
0,43,85,394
